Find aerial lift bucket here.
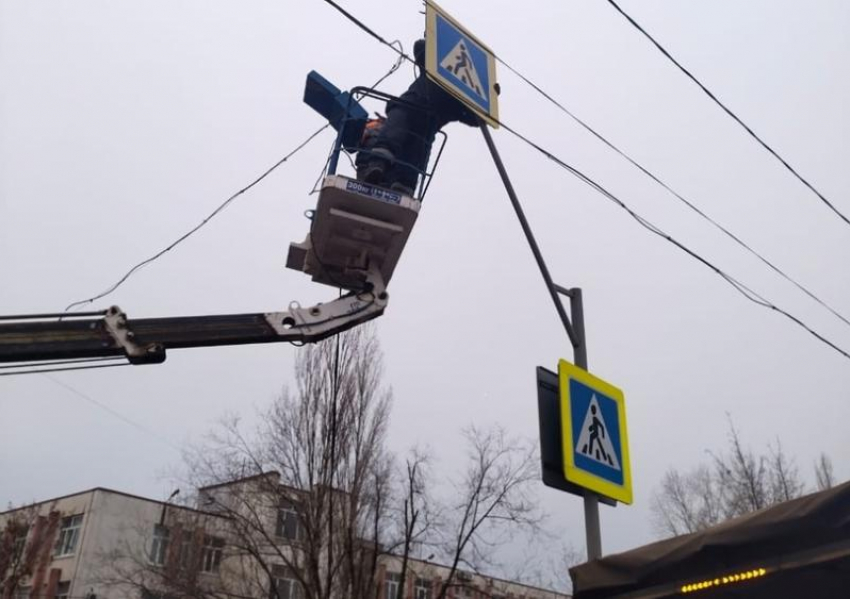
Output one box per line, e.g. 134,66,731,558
288,72,442,292
286,175,420,291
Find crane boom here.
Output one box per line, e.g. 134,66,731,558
0,267,387,367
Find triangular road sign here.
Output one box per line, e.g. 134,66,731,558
439,39,486,100
574,394,621,471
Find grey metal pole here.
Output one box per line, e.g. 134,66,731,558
480,123,604,560
569,289,603,560
584,494,602,560
568,288,587,369
479,123,580,349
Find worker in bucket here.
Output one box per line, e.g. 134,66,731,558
357,38,481,195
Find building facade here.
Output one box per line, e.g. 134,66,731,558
1,479,569,599
0,487,226,599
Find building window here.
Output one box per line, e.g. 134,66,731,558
200,535,224,573
55,581,71,599
54,514,83,557
276,501,302,541
149,524,170,565
385,572,401,599
414,577,431,599
272,576,302,599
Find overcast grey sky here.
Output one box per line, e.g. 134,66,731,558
2,0,848,559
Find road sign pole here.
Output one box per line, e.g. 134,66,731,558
566,287,587,370
567,288,603,560
584,493,602,560
480,124,606,561
557,287,602,560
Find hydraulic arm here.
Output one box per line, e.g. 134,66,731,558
0,266,387,368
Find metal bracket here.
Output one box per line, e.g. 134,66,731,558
264,265,388,342
103,306,165,364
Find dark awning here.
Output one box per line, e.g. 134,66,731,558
569,480,850,598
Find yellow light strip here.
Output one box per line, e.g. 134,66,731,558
680,567,768,594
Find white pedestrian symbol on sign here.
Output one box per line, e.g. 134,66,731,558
575,395,621,471
439,39,485,99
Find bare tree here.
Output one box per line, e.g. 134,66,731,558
651,419,827,538
390,449,435,599
433,426,541,599
766,440,805,503
102,325,552,599
651,465,724,536
712,420,770,518
1,505,38,597
190,324,393,599
552,542,584,595
497,534,581,597
98,325,393,599
814,453,835,491
0,503,61,599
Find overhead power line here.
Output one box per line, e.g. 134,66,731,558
492,56,850,331
499,121,850,362
318,0,850,362
43,374,183,453
322,0,414,63
65,125,331,313
604,0,850,228
0,358,129,377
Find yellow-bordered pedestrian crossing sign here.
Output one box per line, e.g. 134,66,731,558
425,1,499,128
559,359,633,504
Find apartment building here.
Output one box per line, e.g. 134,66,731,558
1,477,569,599
0,487,226,599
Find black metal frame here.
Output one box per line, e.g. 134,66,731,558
326,86,448,201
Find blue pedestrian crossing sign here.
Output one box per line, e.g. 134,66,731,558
425,1,500,128
559,359,633,504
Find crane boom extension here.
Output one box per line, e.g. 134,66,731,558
0,267,387,366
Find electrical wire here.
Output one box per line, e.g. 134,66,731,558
604,0,850,228
0,362,130,377
318,0,850,362
491,56,850,331
41,374,183,452
0,357,129,376
320,0,414,64
0,357,124,370
372,40,407,88
64,124,331,312
499,120,850,362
